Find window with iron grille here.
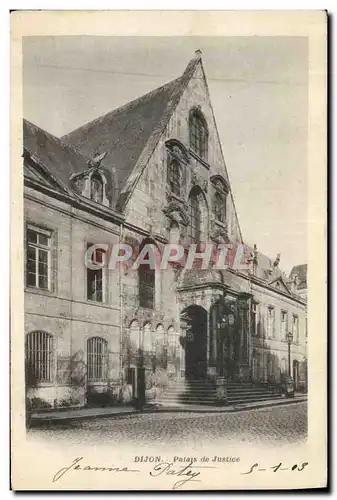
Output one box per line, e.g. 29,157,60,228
26,226,52,290
139,264,155,309
213,191,226,222
26,331,54,383
168,160,181,196
87,337,108,382
188,188,202,243
87,246,105,302
90,172,104,203
189,111,208,159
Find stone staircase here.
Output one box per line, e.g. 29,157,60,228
156,379,283,407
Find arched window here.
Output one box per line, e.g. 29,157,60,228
87,337,108,382
188,187,202,243
90,172,104,203
26,331,54,383
189,110,208,159
213,192,226,222
168,160,181,196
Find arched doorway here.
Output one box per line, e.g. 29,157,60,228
181,305,207,380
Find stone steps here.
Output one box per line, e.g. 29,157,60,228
156,379,283,407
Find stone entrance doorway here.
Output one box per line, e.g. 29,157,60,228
181,305,207,380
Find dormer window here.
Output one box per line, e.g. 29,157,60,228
189,109,208,160
90,171,104,203
168,160,181,197
70,167,110,207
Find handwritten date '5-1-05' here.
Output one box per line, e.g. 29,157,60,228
241,462,309,475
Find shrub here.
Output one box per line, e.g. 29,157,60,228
86,388,118,407
26,397,53,411
58,398,81,407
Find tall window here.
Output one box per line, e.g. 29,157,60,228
188,187,202,243
87,337,108,382
26,226,51,290
251,302,258,335
189,110,208,159
26,331,54,383
90,172,104,203
267,307,275,338
213,192,226,222
87,246,105,302
292,315,299,343
281,310,288,340
168,160,181,196
139,265,155,309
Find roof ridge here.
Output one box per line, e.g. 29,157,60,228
23,118,95,164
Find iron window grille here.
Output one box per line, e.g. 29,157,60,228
26,331,54,383
87,337,108,382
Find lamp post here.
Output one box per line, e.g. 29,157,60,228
286,332,293,378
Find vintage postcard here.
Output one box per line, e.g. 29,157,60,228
11,11,327,490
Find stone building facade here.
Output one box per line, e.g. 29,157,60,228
23,51,307,409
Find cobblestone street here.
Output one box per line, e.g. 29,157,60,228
29,402,307,448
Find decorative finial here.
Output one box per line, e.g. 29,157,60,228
195,49,202,57
88,151,107,169
273,253,281,267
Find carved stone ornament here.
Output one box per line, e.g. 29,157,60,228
210,224,229,244
163,201,189,227
165,139,190,164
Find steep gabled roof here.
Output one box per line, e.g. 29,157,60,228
23,119,91,190
289,263,308,290
61,53,202,209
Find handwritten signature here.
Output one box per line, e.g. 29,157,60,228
53,457,140,482
241,462,309,475
53,458,210,490
150,461,208,489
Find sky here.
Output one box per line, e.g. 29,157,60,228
23,36,308,274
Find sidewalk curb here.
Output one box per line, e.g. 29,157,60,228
29,397,307,426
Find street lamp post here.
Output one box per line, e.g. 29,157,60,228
286,332,293,378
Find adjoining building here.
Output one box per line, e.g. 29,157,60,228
24,51,307,410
